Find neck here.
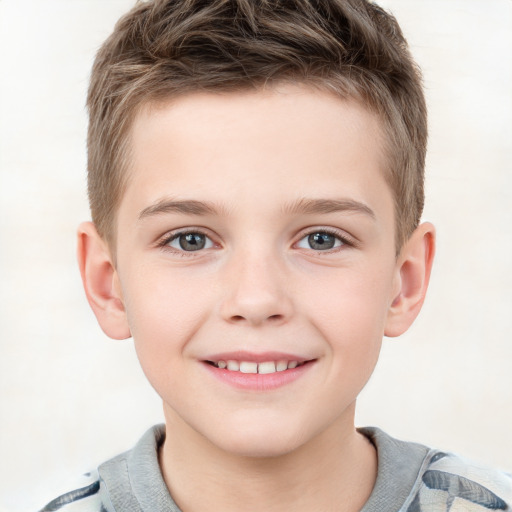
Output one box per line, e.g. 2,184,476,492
159,404,377,512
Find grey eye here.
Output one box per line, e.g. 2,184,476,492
297,232,343,251
169,232,213,251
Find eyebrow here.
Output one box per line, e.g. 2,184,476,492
139,199,220,219
138,197,375,220
282,198,376,219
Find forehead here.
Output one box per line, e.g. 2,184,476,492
121,84,392,224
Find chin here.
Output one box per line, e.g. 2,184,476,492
204,416,309,459
165,401,325,459
215,431,303,459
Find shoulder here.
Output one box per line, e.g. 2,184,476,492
36,425,167,512
37,470,107,512
359,427,512,512
403,450,512,512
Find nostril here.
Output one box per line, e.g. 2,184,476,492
228,313,285,324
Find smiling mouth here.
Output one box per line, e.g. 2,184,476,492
205,359,313,374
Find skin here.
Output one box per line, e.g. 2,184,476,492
78,83,435,512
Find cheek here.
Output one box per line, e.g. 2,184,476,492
300,264,394,350
120,267,213,368
301,272,391,401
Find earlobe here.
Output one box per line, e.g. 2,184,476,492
77,222,131,340
384,222,435,338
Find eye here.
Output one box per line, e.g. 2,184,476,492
167,232,214,251
296,231,345,251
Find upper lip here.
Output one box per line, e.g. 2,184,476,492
203,351,314,364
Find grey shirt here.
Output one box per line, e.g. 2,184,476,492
39,425,512,512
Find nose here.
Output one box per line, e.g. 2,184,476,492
219,247,293,326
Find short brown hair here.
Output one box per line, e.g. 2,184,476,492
87,0,427,251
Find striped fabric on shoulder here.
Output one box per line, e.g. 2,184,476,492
38,472,103,512
404,451,512,512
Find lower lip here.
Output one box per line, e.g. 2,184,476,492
202,361,315,391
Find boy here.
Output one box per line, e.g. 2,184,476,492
40,0,511,511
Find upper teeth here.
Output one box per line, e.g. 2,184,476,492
214,360,302,374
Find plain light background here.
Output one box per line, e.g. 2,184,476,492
0,1,511,510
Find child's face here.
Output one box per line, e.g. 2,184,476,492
113,84,401,456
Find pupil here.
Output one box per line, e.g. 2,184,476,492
308,232,335,250
179,233,205,251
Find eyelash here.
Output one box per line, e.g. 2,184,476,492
156,227,356,255
157,228,216,256
295,227,356,253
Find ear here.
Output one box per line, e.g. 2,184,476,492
77,222,131,340
384,222,436,337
